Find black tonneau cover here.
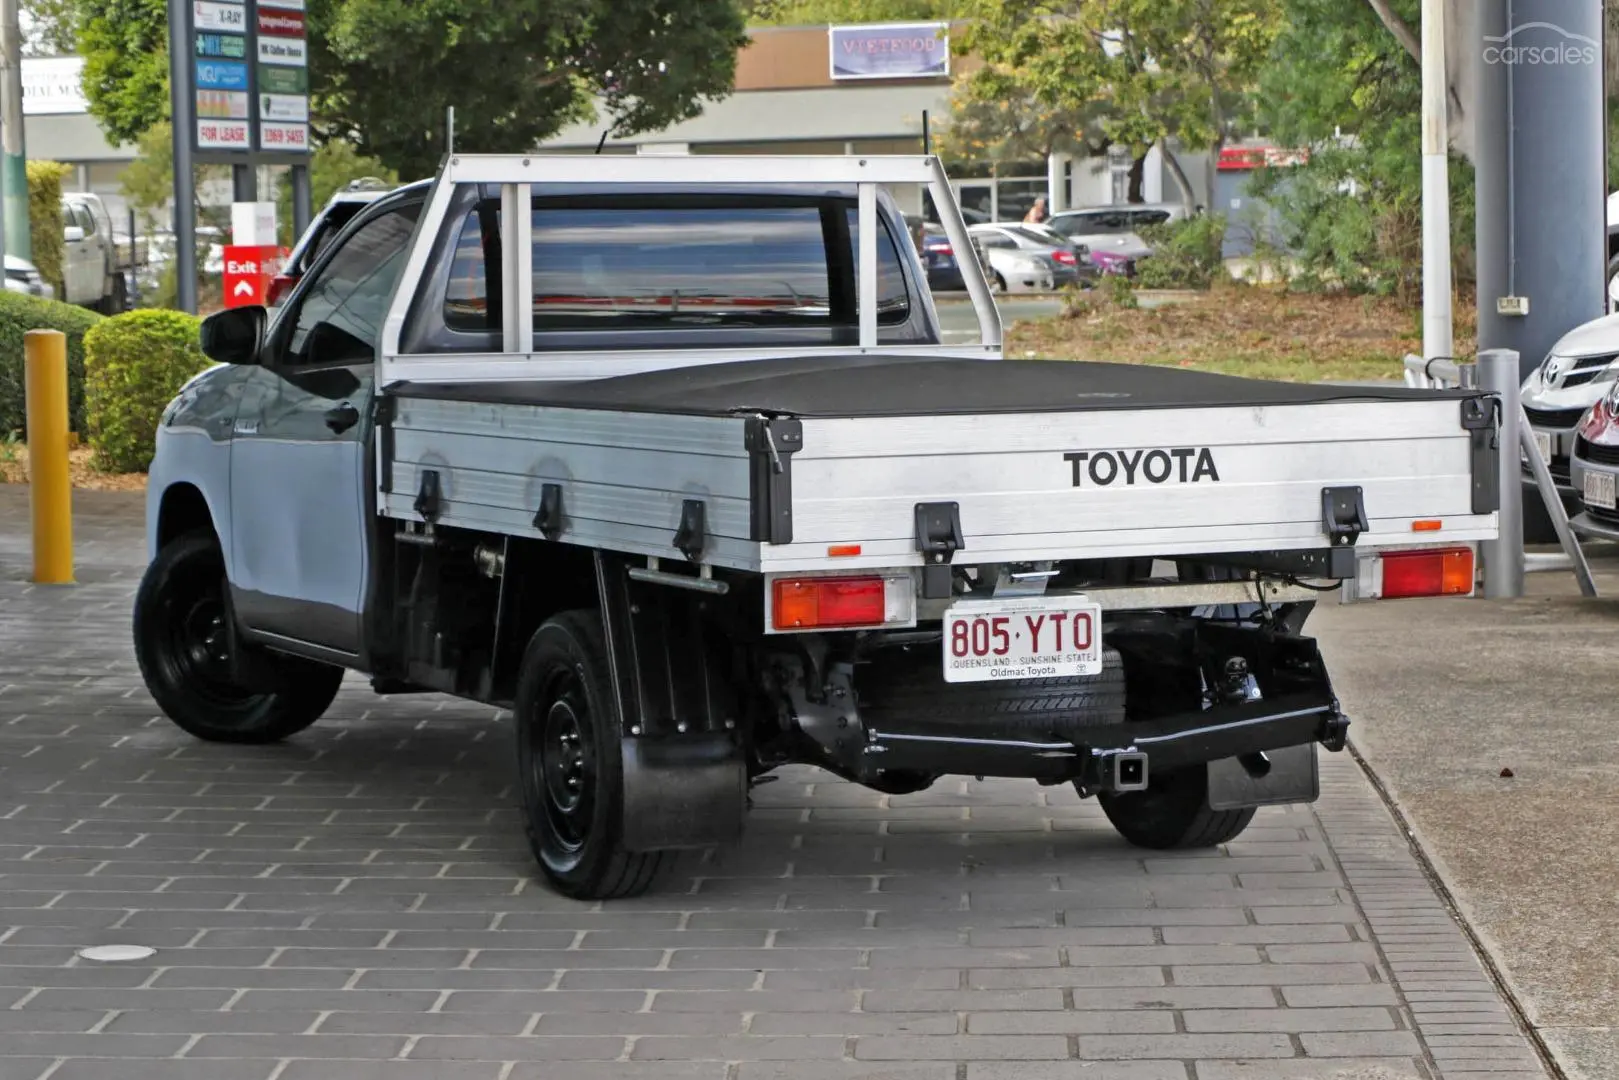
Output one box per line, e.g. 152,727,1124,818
388,354,1478,419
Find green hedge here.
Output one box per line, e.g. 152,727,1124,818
0,289,104,440
27,161,72,299
84,309,208,473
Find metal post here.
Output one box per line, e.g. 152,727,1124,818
1420,0,1453,368
1516,407,1599,597
166,0,198,314
232,164,257,204
0,0,28,261
23,330,73,585
127,206,140,306
290,165,312,239
1479,348,1523,598
921,109,930,155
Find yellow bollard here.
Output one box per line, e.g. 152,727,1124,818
23,329,73,584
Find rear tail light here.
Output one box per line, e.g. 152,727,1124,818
1052,250,1077,265
769,573,915,632
1356,546,1475,600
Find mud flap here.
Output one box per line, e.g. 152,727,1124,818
1206,743,1319,811
594,552,747,852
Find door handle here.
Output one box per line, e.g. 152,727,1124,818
324,401,360,433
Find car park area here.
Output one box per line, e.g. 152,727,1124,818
0,482,1588,1080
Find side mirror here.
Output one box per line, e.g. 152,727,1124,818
199,305,267,365
63,225,86,243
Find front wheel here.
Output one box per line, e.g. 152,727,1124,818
1094,765,1255,849
132,530,344,744
514,609,669,900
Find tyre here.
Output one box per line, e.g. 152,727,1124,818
857,645,1127,740
992,271,1007,293
132,529,344,744
108,272,128,313
1096,765,1255,849
514,609,668,900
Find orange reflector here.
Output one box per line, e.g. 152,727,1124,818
827,544,862,557
773,576,887,630
1411,520,1442,532
1379,547,1474,599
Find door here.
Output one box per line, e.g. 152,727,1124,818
227,198,422,656
63,205,95,302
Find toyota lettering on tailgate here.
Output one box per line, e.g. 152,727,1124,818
1063,447,1220,487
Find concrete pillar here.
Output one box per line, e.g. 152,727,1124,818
1475,1,1606,381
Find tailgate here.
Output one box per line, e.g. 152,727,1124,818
758,396,1498,572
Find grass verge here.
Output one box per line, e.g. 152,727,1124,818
1004,282,1480,383
0,441,147,491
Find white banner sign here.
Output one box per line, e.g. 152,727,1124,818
21,57,88,115
197,118,251,149
258,121,309,151
258,35,307,66
259,93,309,122
193,1,247,33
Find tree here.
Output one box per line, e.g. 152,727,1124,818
72,0,751,179
745,0,968,24
952,0,1281,211
74,0,172,146
21,0,78,55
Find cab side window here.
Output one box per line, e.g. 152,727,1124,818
284,203,421,366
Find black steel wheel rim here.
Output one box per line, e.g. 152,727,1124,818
533,675,596,854
155,571,258,707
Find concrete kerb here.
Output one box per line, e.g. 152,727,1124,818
1344,739,1570,1080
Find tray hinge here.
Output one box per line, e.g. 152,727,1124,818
1320,486,1367,547
534,482,565,540
1460,394,1503,514
744,417,804,545
414,469,442,522
914,501,965,600
674,499,707,562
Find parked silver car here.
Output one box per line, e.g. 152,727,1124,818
4,254,52,299
1517,312,1619,534
1567,378,1619,542
1043,202,1190,262
966,223,1070,292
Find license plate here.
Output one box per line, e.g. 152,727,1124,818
1534,430,1552,463
942,597,1103,683
1583,468,1617,509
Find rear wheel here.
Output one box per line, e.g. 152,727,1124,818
514,610,668,900
1095,765,1255,849
132,530,344,743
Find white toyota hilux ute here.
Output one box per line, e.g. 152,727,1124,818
134,154,1501,901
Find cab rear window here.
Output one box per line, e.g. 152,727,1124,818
441,197,911,335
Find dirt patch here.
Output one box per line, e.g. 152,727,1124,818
1004,282,1479,384
0,444,148,492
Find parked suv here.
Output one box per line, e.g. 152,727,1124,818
59,192,129,313
267,177,396,306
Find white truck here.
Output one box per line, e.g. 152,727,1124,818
60,191,130,313
135,154,1500,899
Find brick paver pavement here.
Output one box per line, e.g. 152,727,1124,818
0,489,1550,1080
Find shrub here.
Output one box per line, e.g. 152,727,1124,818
27,161,72,298
1134,213,1228,291
83,309,208,473
0,289,104,440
